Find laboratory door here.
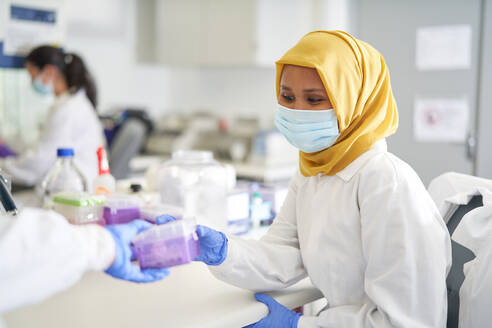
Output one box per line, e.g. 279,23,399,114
357,0,485,185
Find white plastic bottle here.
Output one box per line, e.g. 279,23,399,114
39,148,88,208
93,146,116,196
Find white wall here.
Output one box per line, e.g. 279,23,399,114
63,0,277,124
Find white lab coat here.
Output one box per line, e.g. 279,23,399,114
210,140,451,327
452,189,492,328
0,208,114,314
0,90,104,187
428,172,492,223
428,172,492,328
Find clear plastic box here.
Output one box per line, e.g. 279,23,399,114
158,150,228,231
140,204,184,223
52,192,105,225
132,219,200,269
103,194,142,225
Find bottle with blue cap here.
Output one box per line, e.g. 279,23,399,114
39,148,88,208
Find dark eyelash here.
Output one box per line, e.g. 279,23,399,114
282,95,295,101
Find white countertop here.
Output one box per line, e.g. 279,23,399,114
4,262,322,328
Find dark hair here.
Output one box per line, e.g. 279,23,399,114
25,45,97,109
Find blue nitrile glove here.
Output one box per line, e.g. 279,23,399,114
0,143,17,158
244,293,301,328
105,219,170,283
155,214,177,225
194,225,228,265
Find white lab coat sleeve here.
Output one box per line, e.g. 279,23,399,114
0,208,115,314
209,174,307,291
298,165,451,328
0,107,72,186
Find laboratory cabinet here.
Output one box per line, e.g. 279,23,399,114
136,0,355,67
357,0,492,184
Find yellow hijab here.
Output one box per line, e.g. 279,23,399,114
276,30,399,177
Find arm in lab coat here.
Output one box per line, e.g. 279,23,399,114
298,162,451,328
0,106,72,186
0,208,115,314
209,174,307,291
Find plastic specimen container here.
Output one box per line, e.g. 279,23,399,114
53,191,105,225
132,220,200,269
103,194,141,225
140,204,184,223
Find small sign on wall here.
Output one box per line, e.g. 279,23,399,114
416,25,472,71
413,97,469,143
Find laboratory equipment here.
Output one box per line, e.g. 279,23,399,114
140,204,184,223
158,150,228,230
132,219,200,269
93,146,115,195
250,191,273,229
52,191,105,225
227,189,250,235
0,170,17,216
39,148,88,208
249,182,289,228
103,194,142,225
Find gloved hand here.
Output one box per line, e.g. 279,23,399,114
155,217,228,266
105,219,170,283
194,225,228,265
244,293,301,328
155,214,177,225
0,143,17,158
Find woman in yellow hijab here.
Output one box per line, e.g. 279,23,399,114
192,31,451,327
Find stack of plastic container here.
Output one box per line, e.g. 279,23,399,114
132,219,200,269
103,194,142,225
52,191,105,225
140,204,184,223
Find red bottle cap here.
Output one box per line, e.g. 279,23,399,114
97,146,110,175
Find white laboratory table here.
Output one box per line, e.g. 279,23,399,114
4,262,323,328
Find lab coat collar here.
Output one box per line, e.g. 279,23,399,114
53,91,72,107
335,139,388,182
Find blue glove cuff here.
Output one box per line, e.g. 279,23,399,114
214,232,228,265
104,227,124,275
204,232,228,266
292,312,302,328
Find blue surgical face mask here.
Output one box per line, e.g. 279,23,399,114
32,76,53,96
274,104,340,153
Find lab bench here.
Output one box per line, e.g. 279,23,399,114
3,262,323,328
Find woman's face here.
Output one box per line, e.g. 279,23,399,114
25,61,54,84
278,64,333,110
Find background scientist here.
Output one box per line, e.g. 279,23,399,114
0,45,104,188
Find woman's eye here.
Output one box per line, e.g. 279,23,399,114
281,94,295,102
308,97,323,103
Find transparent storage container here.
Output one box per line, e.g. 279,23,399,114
53,191,105,225
132,219,200,269
103,194,142,225
140,204,184,223
158,150,228,230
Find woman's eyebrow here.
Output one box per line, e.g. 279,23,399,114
303,88,325,92
280,85,291,91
